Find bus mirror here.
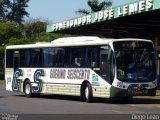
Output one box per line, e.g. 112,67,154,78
157,51,160,60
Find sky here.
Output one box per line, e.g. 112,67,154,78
26,0,127,23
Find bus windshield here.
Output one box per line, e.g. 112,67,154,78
113,41,156,82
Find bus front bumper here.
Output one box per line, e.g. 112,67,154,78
110,86,156,98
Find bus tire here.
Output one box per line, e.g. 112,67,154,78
24,81,32,97
84,83,93,103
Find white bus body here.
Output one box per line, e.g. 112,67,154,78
5,36,157,102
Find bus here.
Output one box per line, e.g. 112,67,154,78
5,36,157,102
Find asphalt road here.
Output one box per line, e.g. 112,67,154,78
0,83,160,114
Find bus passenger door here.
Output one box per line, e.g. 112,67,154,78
13,51,20,71
100,47,115,84
100,47,110,82
12,51,21,92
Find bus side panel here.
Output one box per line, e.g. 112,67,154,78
5,67,112,98
44,84,81,96
43,68,112,98
92,86,110,98
5,68,14,91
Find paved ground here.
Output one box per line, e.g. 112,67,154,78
0,83,160,115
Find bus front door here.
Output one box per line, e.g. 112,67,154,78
100,48,110,82
100,46,115,84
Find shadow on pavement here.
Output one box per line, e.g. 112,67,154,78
13,94,160,104
0,96,6,98
93,97,160,104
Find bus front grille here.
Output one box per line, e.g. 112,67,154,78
127,84,148,95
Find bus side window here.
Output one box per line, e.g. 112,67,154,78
67,48,73,67
67,47,82,67
6,50,14,68
75,58,81,67
58,49,65,67
92,47,99,68
24,50,30,67
13,52,20,70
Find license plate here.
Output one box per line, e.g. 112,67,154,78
135,91,143,95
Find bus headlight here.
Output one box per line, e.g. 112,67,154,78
117,82,123,88
151,80,157,88
149,80,157,88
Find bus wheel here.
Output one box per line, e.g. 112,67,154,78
24,81,32,97
84,83,93,103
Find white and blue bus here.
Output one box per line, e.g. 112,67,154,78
5,36,157,102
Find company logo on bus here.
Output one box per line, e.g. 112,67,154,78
92,74,98,82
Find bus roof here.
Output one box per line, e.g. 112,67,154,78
6,36,152,49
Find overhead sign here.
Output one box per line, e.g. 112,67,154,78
46,0,160,33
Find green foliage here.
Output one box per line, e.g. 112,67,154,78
0,22,22,45
0,46,5,79
0,0,30,24
76,0,112,15
22,20,71,43
0,46,5,60
75,9,90,15
7,37,29,45
24,21,47,38
88,0,112,12
0,0,11,21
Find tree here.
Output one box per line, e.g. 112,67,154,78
24,19,48,38
8,0,30,24
0,22,21,45
0,0,30,24
76,0,112,15
0,0,11,21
